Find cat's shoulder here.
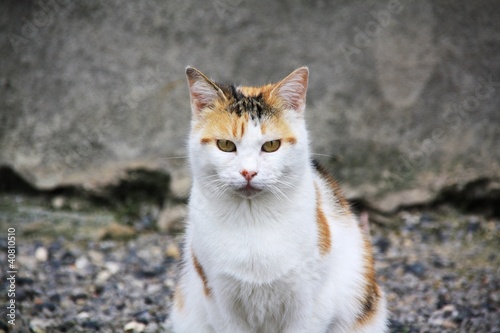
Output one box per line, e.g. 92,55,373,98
311,159,351,214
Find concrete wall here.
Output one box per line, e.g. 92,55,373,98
1,0,499,211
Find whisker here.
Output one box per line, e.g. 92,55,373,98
269,184,292,205
310,153,337,158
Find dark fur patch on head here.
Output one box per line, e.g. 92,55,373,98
217,84,277,120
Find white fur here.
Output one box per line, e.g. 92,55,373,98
172,68,387,332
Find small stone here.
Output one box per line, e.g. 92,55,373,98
17,276,34,285
60,251,76,265
146,283,162,294
436,291,452,309
429,304,460,328
134,309,152,324
404,262,426,278
77,312,90,320
105,261,121,274
51,196,66,209
71,292,88,305
98,223,137,241
374,237,391,254
35,246,49,262
144,322,159,333
157,205,187,233
137,265,164,278
35,301,57,312
124,321,146,332
467,217,481,233
88,250,105,265
164,278,175,289
442,319,459,329
170,176,191,200
166,243,180,260
58,320,76,332
75,256,91,271
30,318,48,333
96,270,112,284
81,320,100,330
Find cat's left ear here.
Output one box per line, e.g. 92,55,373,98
185,66,227,117
271,67,309,114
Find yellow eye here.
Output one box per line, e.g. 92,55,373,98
261,140,281,153
216,139,237,152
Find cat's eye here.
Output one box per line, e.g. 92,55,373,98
217,139,237,152
261,140,281,153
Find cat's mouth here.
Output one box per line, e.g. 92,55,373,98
235,183,263,198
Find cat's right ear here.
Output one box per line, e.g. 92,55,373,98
186,66,226,117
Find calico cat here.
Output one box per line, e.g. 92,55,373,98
171,66,388,333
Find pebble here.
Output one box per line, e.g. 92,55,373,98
30,318,49,333
96,270,112,284
166,243,181,260
374,236,391,254
60,251,76,265
124,321,146,332
105,261,121,274
170,176,191,200
157,205,187,233
77,312,90,320
134,309,152,324
467,216,481,233
429,304,460,328
51,196,66,209
404,262,426,278
146,283,163,294
35,246,49,262
71,291,88,305
88,250,105,265
75,256,91,271
81,320,100,330
98,222,137,240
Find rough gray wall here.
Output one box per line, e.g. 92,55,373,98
1,0,499,211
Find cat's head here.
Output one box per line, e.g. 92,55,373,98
186,66,310,200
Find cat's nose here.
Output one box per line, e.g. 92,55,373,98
241,170,257,181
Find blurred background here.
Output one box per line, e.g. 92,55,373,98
0,1,499,332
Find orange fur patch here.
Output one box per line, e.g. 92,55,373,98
315,184,332,256
193,83,299,145
260,122,267,134
200,138,211,144
313,162,351,215
196,107,251,142
355,236,381,328
238,84,274,98
260,115,297,145
196,106,296,145
192,253,211,297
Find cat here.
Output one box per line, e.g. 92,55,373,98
170,66,388,333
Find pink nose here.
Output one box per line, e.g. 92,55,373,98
241,170,257,181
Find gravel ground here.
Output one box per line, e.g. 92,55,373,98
0,198,498,333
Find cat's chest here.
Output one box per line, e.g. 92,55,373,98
191,197,318,283
215,256,321,330
222,276,294,329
